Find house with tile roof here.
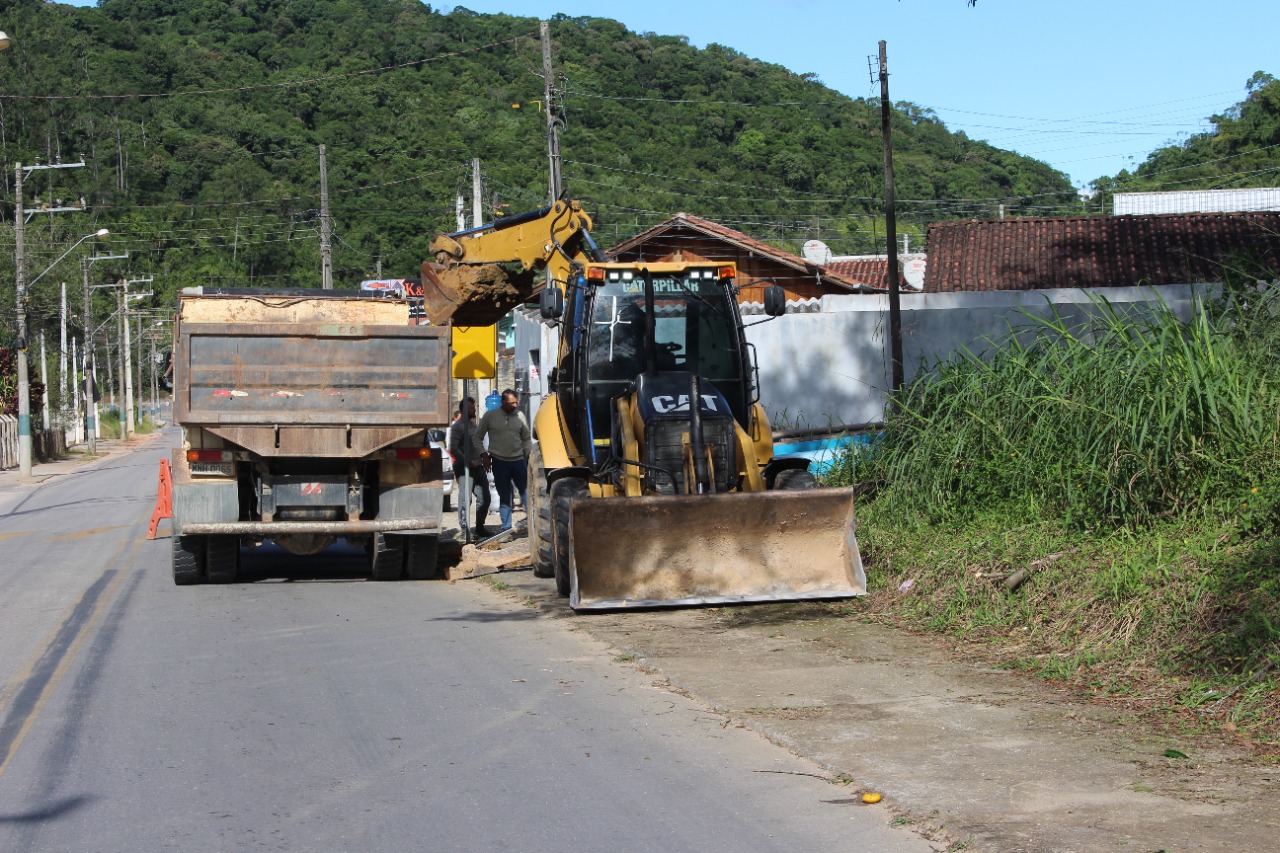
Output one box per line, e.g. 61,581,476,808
924,211,1280,292
606,212,890,311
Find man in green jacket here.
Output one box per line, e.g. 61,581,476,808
476,389,531,532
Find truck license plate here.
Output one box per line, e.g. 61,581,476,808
191,461,234,477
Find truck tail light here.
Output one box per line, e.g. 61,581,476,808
187,449,232,463
388,448,432,460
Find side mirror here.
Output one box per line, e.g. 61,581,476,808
539,286,564,320
763,285,787,317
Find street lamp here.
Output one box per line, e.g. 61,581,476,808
15,226,109,477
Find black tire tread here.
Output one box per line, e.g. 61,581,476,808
404,535,441,580
172,534,205,585
205,535,239,584
550,477,589,598
370,531,405,581
774,468,818,491
528,446,555,578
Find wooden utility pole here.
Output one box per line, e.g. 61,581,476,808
319,144,333,289
472,157,483,228
541,21,563,203
878,40,904,393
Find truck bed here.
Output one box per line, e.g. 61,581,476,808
174,293,450,457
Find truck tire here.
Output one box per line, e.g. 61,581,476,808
404,535,440,580
172,535,205,585
205,535,240,584
550,477,589,598
527,446,554,578
774,469,818,491
370,531,405,581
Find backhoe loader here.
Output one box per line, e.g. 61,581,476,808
425,200,865,610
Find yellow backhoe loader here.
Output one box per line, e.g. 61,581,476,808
425,201,865,610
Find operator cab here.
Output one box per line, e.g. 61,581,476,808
575,265,749,472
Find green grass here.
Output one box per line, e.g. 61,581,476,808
826,276,1280,741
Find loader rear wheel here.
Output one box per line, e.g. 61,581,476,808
404,535,440,580
550,477,589,598
370,532,405,581
774,469,818,491
528,447,554,578
172,535,205,585
205,535,240,584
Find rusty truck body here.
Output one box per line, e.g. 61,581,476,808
168,288,451,584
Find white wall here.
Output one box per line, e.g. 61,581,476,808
745,283,1209,431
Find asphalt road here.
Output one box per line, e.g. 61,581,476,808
0,435,928,852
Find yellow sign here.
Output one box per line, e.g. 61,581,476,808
451,325,497,379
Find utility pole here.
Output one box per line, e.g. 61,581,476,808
877,41,904,393
14,163,31,476
540,21,563,203
118,284,129,438
319,144,333,289
119,275,153,437
83,252,127,454
135,314,143,426
71,336,80,444
472,158,483,228
13,158,90,474
60,282,68,430
39,333,50,432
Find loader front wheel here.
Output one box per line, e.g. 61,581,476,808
528,447,554,578
550,477,589,598
774,468,818,491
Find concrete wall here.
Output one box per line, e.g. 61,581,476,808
513,283,1211,434
745,283,1209,431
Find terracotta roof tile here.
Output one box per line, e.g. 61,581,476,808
925,212,1280,291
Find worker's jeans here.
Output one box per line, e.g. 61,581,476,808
491,456,528,531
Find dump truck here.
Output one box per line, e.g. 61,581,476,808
424,201,865,610
168,288,450,584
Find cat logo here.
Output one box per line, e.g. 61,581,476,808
650,394,719,414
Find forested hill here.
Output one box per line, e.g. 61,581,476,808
1091,71,1280,205
1,0,1075,318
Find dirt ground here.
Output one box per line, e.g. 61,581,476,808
445,536,1280,853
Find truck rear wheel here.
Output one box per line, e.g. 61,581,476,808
370,532,405,581
550,477,589,598
206,535,240,584
172,535,205,585
528,446,554,578
404,535,440,580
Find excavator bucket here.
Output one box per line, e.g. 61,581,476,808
566,487,865,611
420,262,537,328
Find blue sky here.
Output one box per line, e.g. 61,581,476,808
54,0,1279,188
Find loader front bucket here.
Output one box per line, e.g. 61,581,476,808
567,487,865,611
420,262,536,327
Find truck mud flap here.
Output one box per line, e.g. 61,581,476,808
567,487,865,611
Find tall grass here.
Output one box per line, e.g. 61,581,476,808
827,280,1280,736
836,285,1280,534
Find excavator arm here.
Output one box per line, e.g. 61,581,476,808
420,199,601,327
